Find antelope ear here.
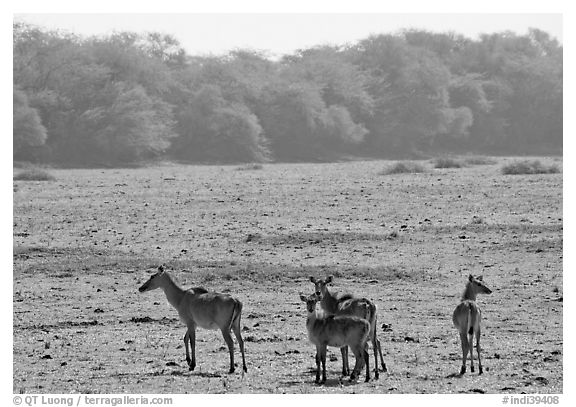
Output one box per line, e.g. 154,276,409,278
309,276,316,283
300,294,308,302
326,275,333,283
468,274,474,281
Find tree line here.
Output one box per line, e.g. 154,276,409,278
13,22,562,166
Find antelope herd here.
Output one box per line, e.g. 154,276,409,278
139,265,492,384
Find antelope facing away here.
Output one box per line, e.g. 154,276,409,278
300,293,370,384
310,275,386,378
452,274,492,375
138,265,247,374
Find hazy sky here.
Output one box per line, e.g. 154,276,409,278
15,13,563,58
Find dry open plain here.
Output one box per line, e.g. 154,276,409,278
13,157,563,393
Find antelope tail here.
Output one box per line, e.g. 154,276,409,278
229,299,243,332
368,302,377,337
467,303,477,336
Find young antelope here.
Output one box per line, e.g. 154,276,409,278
452,274,492,375
300,293,370,384
139,265,247,374
310,275,386,378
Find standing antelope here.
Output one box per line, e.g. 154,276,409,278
138,265,247,374
310,275,386,378
300,293,370,384
452,274,492,375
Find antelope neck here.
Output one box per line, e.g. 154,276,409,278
321,287,339,313
462,283,478,301
306,310,322,332
160,273,187,309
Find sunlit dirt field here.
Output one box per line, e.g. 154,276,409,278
13,158,562,393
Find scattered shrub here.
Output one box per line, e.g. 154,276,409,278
236,163,263,171
501,160,560,175
433,157,464,169
13,161,39,169
463,156,497,166
13,168,56,181
380,161,426,175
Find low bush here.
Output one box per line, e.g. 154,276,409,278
13,168,56,181
463,156,497,166
501,160,560,175
380,161,426,175
235,163,263,171
433,157,464,168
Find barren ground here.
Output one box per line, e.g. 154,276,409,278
13,158,563,393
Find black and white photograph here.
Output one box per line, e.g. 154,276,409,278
10,1,565,400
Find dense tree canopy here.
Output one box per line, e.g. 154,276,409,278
13,23,562,166
13,87,47,158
